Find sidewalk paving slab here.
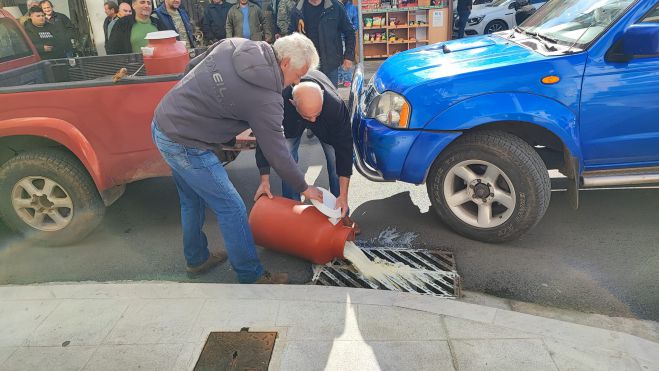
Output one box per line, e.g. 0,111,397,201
0,282,657,371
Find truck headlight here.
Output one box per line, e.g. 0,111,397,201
366,91,411,129
469,16,485,25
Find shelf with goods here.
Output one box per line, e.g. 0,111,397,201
360,0,452,59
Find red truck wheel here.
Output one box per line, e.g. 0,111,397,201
0,149,105,246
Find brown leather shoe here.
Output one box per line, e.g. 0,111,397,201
341,216,361,236
253,271,289,284
186,251,228,275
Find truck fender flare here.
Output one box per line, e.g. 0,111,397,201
0,117,107,190
423,92,582,161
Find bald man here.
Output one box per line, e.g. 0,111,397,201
255,69,359,233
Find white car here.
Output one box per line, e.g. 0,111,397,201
454,0,547,36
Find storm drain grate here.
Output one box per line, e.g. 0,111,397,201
194,331,277,371
312,247,461,298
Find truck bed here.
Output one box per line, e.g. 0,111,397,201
0,49,206,93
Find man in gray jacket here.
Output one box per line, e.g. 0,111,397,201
152,33,321,284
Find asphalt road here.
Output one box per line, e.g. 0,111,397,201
1,136,658,321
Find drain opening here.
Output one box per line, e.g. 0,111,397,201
312,246,461,298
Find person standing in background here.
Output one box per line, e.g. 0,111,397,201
289,0,355,86
226,0,272,41
107,2,132,40
103,1,119,45
39,0,75,56
276,0,295,37
153,0,197,49
19,1,40,25
202,0,232,44
337,0,357,87
24,6,68,59
456,0,472,39
106,0,165,54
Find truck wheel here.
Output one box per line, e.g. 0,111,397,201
485,20,508,34
0,149,105,246
427,131,550,243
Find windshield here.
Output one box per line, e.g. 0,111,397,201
519,0,635,50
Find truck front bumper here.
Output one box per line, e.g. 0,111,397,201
349,65,461,184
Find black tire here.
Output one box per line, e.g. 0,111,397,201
484,20,508,34
0,149,105,246
426,131,551,243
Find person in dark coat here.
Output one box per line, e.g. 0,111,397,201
515,0,537,25
39,0,75,55
106,0,165,54
288,0,355,86
103,1,119,44
23,6,68,59
202,0,232,43
153,0,197,49
255,69,359,232
456,0,472,39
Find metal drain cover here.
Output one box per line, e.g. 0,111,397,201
194,331,277,371
312,247,461,298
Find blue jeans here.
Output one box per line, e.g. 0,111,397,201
151,121,264,283
281,136,340,201
457,10,470,39
338,65,354,85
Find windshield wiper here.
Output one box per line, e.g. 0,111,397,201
523,30,558,52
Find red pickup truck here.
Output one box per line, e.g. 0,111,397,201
0,9,251,245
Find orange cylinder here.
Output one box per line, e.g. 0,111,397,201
249,196,355,265
142,31,189,76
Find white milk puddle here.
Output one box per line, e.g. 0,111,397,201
342,241,432,290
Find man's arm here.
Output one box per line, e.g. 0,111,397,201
202,8,213,40
226,9,235,38
337,5,355,63
276,0,291,36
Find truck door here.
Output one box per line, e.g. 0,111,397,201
580,6,659,169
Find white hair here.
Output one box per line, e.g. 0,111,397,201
272,33,320,70
292,81,323,104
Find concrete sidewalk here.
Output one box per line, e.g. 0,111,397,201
0,282,657,371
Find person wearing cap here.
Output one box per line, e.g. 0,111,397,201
106,0,165,54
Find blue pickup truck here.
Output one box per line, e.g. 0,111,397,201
350,0,659,242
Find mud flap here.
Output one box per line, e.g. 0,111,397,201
564,149,580,209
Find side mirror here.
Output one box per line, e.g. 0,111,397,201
509,2,518,10
621,23,659,56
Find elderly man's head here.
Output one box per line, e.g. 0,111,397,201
117,2,132,17
39,0,53,16
291,82,323,122
273,33,320,86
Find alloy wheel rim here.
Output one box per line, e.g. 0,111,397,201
443,160,516,228
11,176,74,231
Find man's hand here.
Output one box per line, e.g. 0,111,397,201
302,185,323,203
335,194,348,218
44,45,53,52
275,33,281,40
254,175,273,201
342,59,353,70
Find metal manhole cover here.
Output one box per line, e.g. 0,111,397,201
312,247,461,298
194,331,277,371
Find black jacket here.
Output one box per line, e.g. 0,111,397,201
202,2,232,41
256,69,353,178
457,0,472,11
106,14,165,55
289,0,355,73
23,21,68,59
515,5,536,25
